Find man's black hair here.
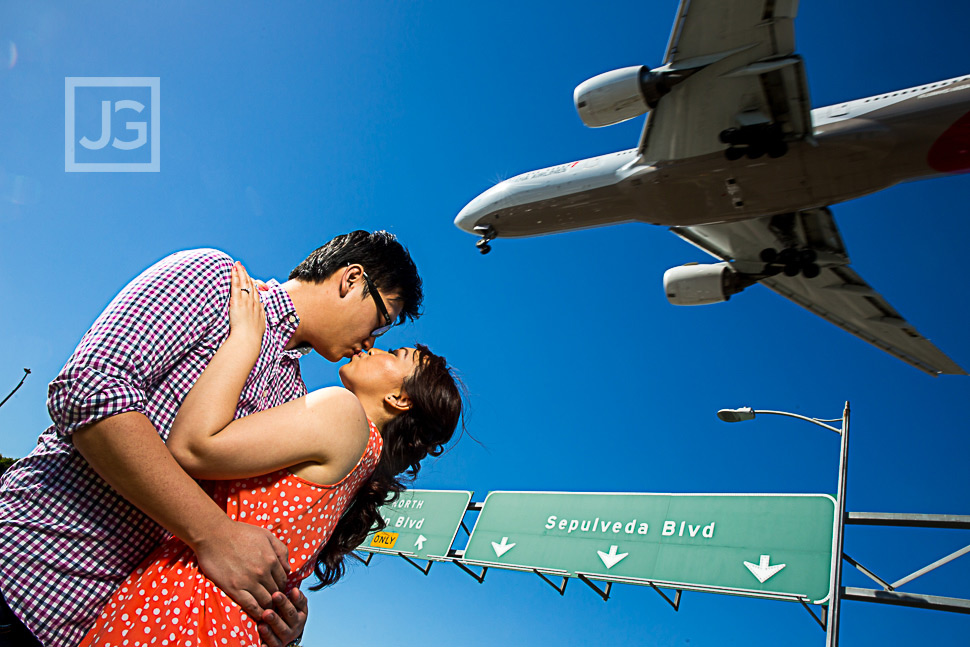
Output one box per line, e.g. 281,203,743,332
289,230,423,323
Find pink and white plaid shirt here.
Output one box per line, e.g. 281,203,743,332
0,248,309,647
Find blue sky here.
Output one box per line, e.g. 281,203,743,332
1,1,968,645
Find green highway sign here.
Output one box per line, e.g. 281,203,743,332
463,492,836,602
359,489,472,560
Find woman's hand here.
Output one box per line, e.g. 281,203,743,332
229,262,267,349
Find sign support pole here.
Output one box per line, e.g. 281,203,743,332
825,402,850,647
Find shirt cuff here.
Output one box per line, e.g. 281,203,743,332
48,367,146,437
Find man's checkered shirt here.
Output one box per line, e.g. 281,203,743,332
0,249,309,646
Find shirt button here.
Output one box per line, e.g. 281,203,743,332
263,390,269,399
287,315,297,323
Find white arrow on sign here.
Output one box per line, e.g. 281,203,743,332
744,554,787,583
491,537,516,557
597,545,629,569
414,535,427,551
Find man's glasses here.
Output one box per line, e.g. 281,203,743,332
361,270,393,337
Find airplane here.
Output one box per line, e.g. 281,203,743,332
453,0,970,376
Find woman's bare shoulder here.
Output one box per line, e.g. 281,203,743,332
306,385,364,411
305,387,370,446
291,387,371,484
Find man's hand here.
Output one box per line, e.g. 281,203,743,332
72,412,290,621
258,588,308,647
193,519,290,620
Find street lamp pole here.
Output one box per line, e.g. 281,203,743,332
827,401,849,647
716,402,850,647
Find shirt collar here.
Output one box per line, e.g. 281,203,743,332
260,280,312,357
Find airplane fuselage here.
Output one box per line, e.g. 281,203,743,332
455,75,970,238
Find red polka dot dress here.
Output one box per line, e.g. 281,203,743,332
79,421,383,647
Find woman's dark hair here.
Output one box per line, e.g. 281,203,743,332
289,230,423,325
310,344,464,588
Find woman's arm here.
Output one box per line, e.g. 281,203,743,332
170,386,369,481
168,262,266,459
168,263,370,481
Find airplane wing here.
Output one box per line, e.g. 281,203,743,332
639,0,812,162
670,210,967,376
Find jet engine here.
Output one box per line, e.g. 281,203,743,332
574,65,673,128
663,262,753,306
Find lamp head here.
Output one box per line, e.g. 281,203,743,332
717,407,755,423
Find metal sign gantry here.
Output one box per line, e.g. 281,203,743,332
355,402,970,645
356,494,970,636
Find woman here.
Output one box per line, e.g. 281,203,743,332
79,263,463,646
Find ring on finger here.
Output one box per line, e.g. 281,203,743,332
241,288,251,294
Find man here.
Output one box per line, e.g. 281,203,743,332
0,230,422,647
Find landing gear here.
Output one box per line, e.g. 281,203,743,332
720,124,788,161
759,246,820,279
474,224,497,255
766,140,789,159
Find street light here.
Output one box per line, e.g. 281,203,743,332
717,406,842,434
717,402,850,647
